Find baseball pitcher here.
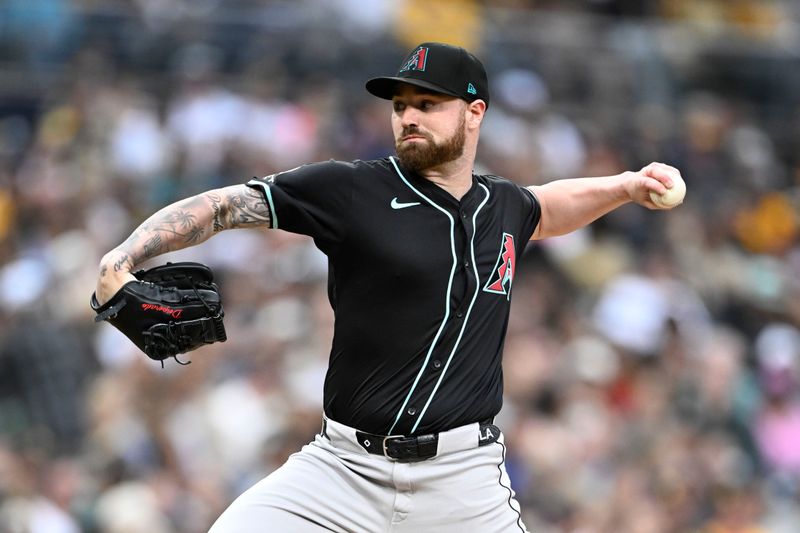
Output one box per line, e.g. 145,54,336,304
94,42,684,532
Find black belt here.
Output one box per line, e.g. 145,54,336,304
351,420,499,463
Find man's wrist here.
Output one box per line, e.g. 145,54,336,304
614,171,637,203
100,249,135,275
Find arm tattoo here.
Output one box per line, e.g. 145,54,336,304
208,193,225,233
220,186,272,228
111,185,270,270
100,265,107,277
113,254,131,272
114,196,210,266
173,209,197,230
184,226,205,244
143,233,163,258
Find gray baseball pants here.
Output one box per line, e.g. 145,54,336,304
209,416,528,532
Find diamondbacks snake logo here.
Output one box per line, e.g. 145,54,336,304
483,233,515,300
399,47,428,73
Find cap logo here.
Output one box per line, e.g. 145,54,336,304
467,83,477,95
399,47,428,73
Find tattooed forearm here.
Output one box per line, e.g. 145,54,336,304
100,264,107,277
104,185,270,273
173,209,197,230
143,233,163,258
185,226,205,244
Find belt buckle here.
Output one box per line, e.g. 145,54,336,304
382,435,407,460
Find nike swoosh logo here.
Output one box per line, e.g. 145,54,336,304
391,197,421,209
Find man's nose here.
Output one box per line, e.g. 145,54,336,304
399,106,420,128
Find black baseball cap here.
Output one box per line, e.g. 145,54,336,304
366,42,490,107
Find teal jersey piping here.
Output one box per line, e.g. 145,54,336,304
387,156,457,435
246,179,278,229
411,182,491,433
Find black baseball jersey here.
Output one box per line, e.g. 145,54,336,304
247,157,540,435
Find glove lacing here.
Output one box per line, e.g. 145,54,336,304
154,275,218,368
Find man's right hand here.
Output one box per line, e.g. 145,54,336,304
95,251,137,306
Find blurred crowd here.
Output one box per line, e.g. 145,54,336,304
0,1,799,532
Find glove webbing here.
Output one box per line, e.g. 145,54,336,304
144,314,226,365
146,274,226,367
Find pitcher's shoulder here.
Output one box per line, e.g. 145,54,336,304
351,157,396,174
475,172,527,192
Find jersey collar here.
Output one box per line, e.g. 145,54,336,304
392,158,480,209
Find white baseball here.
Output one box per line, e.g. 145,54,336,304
649,174,686,208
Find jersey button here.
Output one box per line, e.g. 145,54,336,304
433,360,442,369
463,260,470,268
456,311,464,318
461,212,467,219
407,407,417,416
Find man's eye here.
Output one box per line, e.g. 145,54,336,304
421,101,434,110
393,103,405,112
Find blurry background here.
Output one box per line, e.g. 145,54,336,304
0,0,799,532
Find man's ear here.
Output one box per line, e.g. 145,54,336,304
467,100,486,129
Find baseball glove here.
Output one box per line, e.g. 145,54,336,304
91,262,227,364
